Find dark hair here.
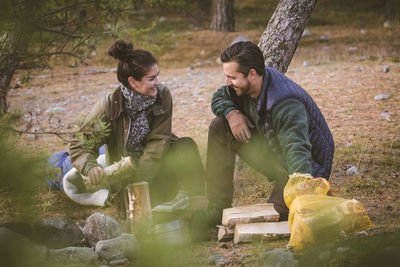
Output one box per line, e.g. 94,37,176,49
220,41,265,76
108,40,157,88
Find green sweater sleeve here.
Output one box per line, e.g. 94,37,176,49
211,86,239,117
271,98,312,176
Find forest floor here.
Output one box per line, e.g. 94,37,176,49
2,4,400,266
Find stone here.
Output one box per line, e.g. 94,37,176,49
319,35,329,42
109,258,129,265
36,217,85,248
302,29,312,37
383,65,391,73
231,36,249,45
207,254,227,265
0,227,47,267
303,61,310,67
380,113,391,119
95,233,140,262
374,94,391,101
383,20,394,28
346,166,360,176
45,107,66,113
83,212,123,247
48,247,98,266
259,249,298,267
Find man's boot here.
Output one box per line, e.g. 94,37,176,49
189,196,209,242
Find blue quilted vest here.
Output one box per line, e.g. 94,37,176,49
257,67,334,179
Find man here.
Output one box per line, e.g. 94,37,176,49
206,41,334,224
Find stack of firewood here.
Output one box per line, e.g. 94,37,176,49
217,203,290,243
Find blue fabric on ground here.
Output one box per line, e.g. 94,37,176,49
46,145,105,191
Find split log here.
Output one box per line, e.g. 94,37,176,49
222,203,279,226
103,156,133,176
233,221,290,244
83,156,134,191
217,225,234,241
123,182,152,232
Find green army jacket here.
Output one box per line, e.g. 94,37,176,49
69,84,173,181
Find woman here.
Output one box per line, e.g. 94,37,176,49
68,40,208,238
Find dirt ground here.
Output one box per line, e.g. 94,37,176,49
3,25,400,265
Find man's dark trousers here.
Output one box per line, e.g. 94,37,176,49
206,117,290,221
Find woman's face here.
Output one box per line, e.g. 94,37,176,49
128,63,160,97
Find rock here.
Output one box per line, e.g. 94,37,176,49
159,16,167,22
383,20,394,28
302,28,312,37
27,134,36,140
36,217,85,248
319,35,329,42
383,65,391,73
0,227,47,267
360,28,366,34
346,166,360,176
303,61,310,67
84,68,117,75
109,258,129,265
259,249,298,267
380,113,391,119
45,107,66,113
83,212,123,247
207,254,226,265
95,233,140,262
231,36,249,45
348,47,358,51
48,247,98,266
35,74,51,79
374,94,391,100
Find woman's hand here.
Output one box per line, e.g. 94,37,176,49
87,166,105,185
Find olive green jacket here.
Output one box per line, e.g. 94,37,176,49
69,84,173,181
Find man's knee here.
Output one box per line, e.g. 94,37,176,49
208,117,231,140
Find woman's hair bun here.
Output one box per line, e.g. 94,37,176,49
108,40,134,62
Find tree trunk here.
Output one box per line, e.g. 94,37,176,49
0,34,27,114
132,0,145,11
0,57,21,114
198,0,211,15
384,0,395,25
258,0,317,74
210,0,235,32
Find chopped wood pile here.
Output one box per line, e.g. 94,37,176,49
218,204,290,243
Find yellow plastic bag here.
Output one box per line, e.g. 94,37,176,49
284,173,331,208
284,173,375,250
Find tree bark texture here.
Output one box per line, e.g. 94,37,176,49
210,0,235,32
258,0,317,74
0,35,27,114
385,0,395,21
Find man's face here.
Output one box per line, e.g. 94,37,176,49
222,61,250,96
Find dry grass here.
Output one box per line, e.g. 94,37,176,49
2,1,400,265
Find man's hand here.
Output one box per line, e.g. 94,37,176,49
226,110,255,143
87,166,105,185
